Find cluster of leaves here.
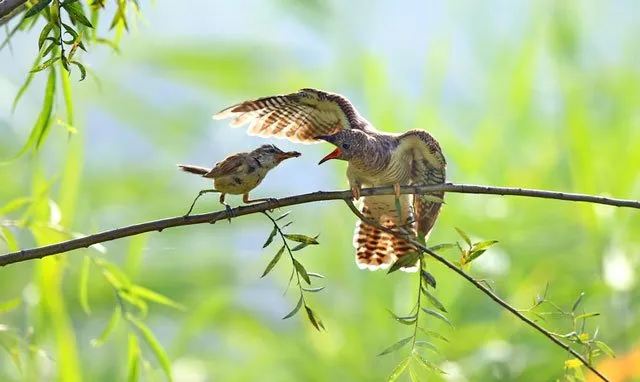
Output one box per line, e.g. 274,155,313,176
520,284,615,381
381,250,453,381
261,211,324,331
81,254,185,382
1,0,138,162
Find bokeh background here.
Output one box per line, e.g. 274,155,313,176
1,1,640,381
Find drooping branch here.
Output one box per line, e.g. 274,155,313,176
1,183,639,267
343,199,610,382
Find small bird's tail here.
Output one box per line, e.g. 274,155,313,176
177,164,211,176
352,205,418,272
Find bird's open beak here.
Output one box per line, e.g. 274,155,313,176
274,151,302,161
318,148,342,165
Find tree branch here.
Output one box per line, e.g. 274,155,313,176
1,183,638,267
342,199,610,382
0,0,27,26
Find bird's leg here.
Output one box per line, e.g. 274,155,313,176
350,185,362,201
184,189,218,217
393,183,401,198
243,193,279,211
219,193,234,223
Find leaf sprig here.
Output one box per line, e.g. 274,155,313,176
519,284,615,381
261,211,325,331
382,248,452,381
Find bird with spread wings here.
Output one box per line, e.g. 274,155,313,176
214,88,446,272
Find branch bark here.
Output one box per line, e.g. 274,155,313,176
1,183,638,267
0,0,27,25
343,199,611,382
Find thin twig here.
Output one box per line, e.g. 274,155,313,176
1,183,638,267
342,199,610,382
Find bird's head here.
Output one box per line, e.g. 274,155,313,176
316,130,368,165
252,144,301,168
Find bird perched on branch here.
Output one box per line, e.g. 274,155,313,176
214,88,446,271
178,144,301,217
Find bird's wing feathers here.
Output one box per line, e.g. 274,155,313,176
397,130,447,237
206,153,247,178
213,88,369,143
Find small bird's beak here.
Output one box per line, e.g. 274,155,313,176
318,148,342,165
274,151,302,162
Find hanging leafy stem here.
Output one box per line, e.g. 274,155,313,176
382,245,452,381
519,285,615,381
2,0,140,161
261,211,325,331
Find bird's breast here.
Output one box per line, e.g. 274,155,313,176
213,170,267,194
349,152,413,187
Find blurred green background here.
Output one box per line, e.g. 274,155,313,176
1,1,640,381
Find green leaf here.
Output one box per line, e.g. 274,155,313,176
275,211,290,221
69,60,86,81
62,0,93,28
421,270,436,289
293,258,311,285
283,295,303,319
0,298,21,314
95,37,121,54
127,333,141,382
571,292,585,312
97,259,133,289
307,272,325,279
387,310,418,325
0,227,19,252
421,287,447,313
261,246,285,278
120,292,149,317
262,226,278,248
291,236,320,251
428,243,457,252
595,341,615,358
79,256,91,315
301,286,325,293
127,314,173,381
408,366,422,382
417,327,449,342
413,353,445,374
471,240,499,252
130,285,185,311
386,357,410,382
0,197,31,216
38,22,54,49
455,227,471,247
24,0,53,18
564,358,582,369
304,306,325,331
395,196,403,222
388,252,420,274
575,312,600,321
10,67,57,160
421,308,452,327
414,341,440,354
378,336,413,356
91,305,121,347
284,234,320,245
466,249,488,263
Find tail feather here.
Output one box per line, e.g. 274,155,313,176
177,164,211,177
353,205,418,272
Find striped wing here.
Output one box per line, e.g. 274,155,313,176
206,153,247,178
213,88,371,143
398,130,447,238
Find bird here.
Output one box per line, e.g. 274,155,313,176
213,88,446,272
178,144,301,218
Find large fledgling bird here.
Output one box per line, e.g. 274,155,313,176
178,144,301,216
213,88,446,271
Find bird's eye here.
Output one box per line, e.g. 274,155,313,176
342,143,350,150
268,148,276,153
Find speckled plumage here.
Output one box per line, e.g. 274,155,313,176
214,88,446,272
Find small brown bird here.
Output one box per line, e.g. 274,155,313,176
178,144,301,216
214,88,446,272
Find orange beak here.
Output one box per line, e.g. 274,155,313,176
274,151,302,162
318,148,342,165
